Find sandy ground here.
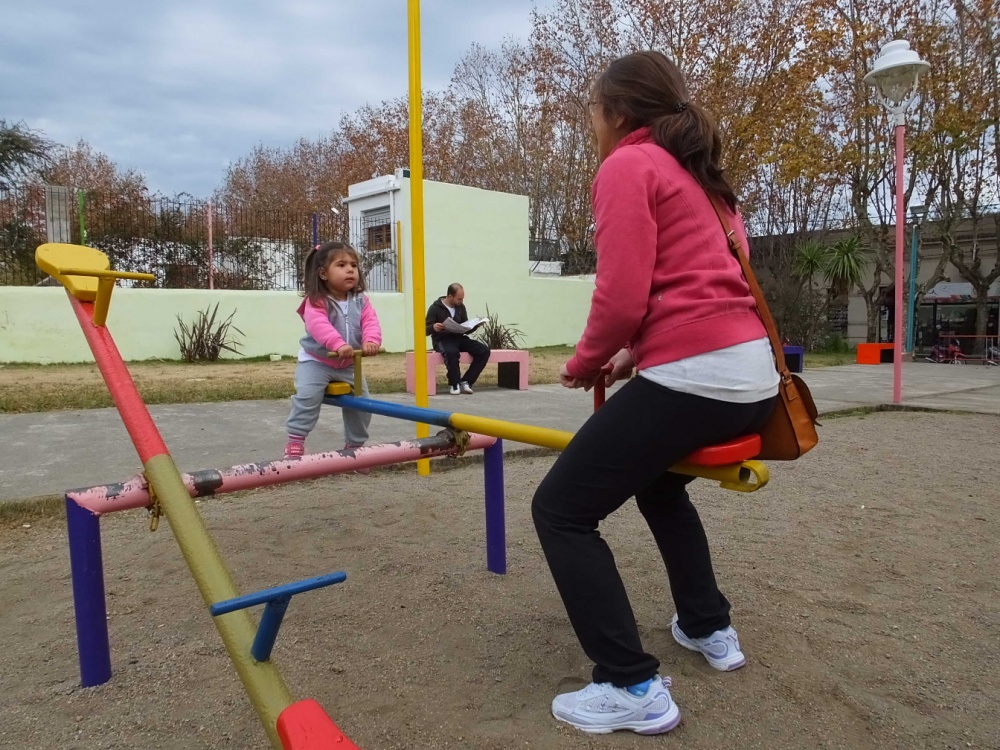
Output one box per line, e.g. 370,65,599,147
1,411,997,750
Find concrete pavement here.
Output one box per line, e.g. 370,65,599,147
1,361,997,502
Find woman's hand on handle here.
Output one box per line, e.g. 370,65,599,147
559,363,601,391
603,348,635,387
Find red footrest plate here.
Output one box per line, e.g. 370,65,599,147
684,434,761,466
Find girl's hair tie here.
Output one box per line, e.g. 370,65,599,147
674,101,689,113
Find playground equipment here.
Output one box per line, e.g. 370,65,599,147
40,240,770,748
322,392,769,493
40,242,382,749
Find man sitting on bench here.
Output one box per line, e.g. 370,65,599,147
425,283,491,395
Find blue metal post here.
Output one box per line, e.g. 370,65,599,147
65,498,112,686
483,440,506,574
907,221,920,351
251,596,291,662
210,571,347,615
311,213,319,248
210,571,346,663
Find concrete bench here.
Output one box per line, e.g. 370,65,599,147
856,342,894,364
405,349,529,395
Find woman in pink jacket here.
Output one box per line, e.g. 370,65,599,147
284,241,382,460
533,51,779,735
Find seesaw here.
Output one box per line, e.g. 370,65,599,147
37,243,368,749
37,243,770,749
323,366,769,493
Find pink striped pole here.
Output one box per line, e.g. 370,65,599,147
66,433,495,515
893,123,905,404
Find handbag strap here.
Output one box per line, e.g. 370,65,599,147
706,196,790,376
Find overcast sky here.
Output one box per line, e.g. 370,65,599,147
2,0,542,197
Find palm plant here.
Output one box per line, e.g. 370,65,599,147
792,240,832,349
824,237,868,300
792,240,829,283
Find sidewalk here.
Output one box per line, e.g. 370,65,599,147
2,362,997,502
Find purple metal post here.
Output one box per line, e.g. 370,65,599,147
65,498,112,686
483,439,506,574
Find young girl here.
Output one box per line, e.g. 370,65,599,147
284,241,382,460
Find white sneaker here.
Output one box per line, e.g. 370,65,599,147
459,381,474,394
671,614,746,671
551,676,681,735
449,384,461,395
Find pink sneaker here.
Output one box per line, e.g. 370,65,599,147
284,440,305,459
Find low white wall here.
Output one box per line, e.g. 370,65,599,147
1,177,599,364
0,281,593,363
0,287,407,364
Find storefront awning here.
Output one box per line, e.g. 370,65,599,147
923,280,1000,302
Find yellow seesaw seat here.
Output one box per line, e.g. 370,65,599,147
36,243,109,300
36,243,155,326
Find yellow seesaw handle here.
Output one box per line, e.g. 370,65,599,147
36,243,155,326
321,350,384,397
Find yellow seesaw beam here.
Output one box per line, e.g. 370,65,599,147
446,413,768,492
328,360,769,493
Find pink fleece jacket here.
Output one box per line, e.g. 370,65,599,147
298,294,382,368
565,127,766,380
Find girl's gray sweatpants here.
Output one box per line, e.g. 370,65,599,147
286,358,371,445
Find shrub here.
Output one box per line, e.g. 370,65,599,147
816,333,851,353
476,304,524,350
174,303,244,362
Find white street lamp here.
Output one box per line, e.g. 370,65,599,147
864,39,930,404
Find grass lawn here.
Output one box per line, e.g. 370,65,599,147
0,347,572,413
0,346,853,414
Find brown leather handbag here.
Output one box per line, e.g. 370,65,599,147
708,197,820,460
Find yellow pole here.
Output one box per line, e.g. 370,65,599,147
353,352,363,396
143,456,293,749
408,0,431,475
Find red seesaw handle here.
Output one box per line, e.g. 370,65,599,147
593,380,606,410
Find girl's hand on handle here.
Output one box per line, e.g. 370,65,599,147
603,348,635,387
362,342,380,357
336,344,354,359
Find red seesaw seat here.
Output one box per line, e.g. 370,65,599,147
277,700,360,749
684,434,761,466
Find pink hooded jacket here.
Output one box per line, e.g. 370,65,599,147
297,293,382,368
565,127,766,380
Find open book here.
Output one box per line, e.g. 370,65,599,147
442,316,485,335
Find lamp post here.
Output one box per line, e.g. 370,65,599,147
864,39,929,404
906,203,928,353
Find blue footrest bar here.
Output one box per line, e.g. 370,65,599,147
210,571,347,662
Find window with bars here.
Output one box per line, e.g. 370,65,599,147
366,221,392,250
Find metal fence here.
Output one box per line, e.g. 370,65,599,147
0,185,400,292
0,185,48,286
